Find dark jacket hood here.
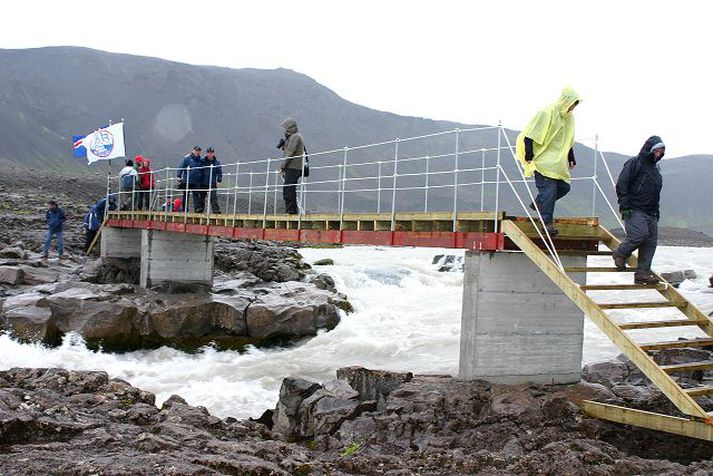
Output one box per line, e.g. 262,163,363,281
281,118,299,136
638,135,665,160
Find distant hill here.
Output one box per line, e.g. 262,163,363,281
1,46,712,233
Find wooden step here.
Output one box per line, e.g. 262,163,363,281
526,234,602,241
581,284,665,291
684,386,713,398
558,250,613,256
564,267,637,273
619,319,706,330
599,301,686,310
640,338,713,352
661,361,713,374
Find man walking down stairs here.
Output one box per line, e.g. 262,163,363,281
612,136,665,285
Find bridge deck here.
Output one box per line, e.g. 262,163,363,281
106,211,600,250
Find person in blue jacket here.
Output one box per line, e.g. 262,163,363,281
177,145,206,212
43,200,66,260
203,147,223,214
83,196,117,253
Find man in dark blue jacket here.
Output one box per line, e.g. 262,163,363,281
613,136,665,284
203,147,223,214
43,200,66,260
177,146,206,213
83,196,117,253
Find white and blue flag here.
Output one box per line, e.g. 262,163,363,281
73,123,126,164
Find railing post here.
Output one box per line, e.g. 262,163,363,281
390,139,400,231
494,122,502,232
377,160,383,214
262,157,271,228
339,147,349,229
206,164,214,221
232,162,240,227
183,167,190,224
424,155,430,213
247,171,254,215
224,170,230,217
273,170,279,214
105,175,110,221
452,128,460,232
131,173,136,220
164,168,170,222
480,148,486,212
591,134,599,217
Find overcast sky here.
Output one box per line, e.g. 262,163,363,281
3,1,710,157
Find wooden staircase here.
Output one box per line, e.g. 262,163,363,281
501,219,713,440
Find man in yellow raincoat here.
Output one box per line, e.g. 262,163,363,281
516,88,581,235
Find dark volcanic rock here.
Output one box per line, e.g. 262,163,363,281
215,240,311,283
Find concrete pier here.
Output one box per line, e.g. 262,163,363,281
139,230,215,288
459,250,586,385
100,228,141,259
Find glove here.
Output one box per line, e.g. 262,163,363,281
621,208,632,220
277,138,286,150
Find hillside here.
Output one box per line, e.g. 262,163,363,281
1,46,712,232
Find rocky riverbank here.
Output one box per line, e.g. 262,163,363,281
0,166,351,351
2,349,713,475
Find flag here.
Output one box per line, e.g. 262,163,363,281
73,123,126,164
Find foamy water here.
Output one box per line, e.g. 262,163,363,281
1,245,712,419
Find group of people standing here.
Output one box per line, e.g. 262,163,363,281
517,87,664,285
176,146,223,214
118,156,156,211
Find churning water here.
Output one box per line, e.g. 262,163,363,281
1,245,712,419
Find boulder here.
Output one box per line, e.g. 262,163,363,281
149,295,249,339
0,247,26,260
0,266,24,285
684,269,697,280
661,271,685,287
313,258,334,266
1,292,52,342
20,265,60,285
272,377,322,436
336,366,413,411
582,360,629,387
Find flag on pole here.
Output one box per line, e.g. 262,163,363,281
73,123,126,164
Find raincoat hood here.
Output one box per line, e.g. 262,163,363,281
555,87,581,116
139,158,151,168
638,135,665,161
135,155,144,165
281,118,299,136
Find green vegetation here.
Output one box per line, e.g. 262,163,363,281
340,441,363,457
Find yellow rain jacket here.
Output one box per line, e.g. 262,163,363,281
516,88,581,183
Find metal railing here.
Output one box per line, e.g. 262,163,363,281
105,124,624,268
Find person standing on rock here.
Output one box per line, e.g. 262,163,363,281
278,118,306,215
612,136,665,285
203,147,223,214
516,87,581,236
177,146,206,213
43,200,66,260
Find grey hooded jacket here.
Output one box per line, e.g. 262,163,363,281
280,118,305,171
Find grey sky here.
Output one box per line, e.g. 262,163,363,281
3,0,710,157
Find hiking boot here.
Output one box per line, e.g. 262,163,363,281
544,225,559,237
634,273,661,285
613,254,627,271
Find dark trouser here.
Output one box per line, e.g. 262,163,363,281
207,187,221,214
190,185,206,213
84,228,98,253
614,210,658,275
137,190,150,210
534,171,570,225
283,168,302,214
120,188,133,211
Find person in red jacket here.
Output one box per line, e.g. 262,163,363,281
136,155,155,211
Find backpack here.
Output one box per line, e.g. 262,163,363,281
303,146,310,178
120,172,134,191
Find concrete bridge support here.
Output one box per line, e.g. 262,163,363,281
139,230,215,288
459,250,587,385
100,228,142,259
